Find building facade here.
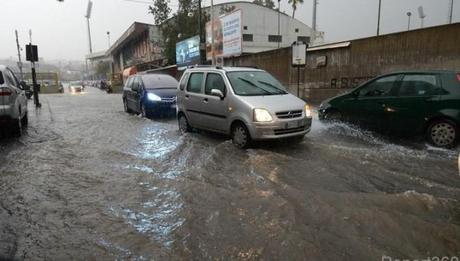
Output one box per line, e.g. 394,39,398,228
106,22,164,79
204,2,317,54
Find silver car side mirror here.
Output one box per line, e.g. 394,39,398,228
210,89,224,99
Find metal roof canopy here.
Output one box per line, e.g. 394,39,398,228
307,42,351,52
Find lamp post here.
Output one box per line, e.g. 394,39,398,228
377,0,382,35
107,31,111,48
406,12,412,31
448,0,454,24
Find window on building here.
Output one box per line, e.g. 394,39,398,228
297,36,310,43
295,28,299,33
243,34,253,42
243,26,248,30
268,35,282,43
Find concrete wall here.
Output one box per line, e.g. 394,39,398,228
225,23,460,104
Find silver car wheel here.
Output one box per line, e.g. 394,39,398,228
430,122,456,147
178,115,189,134
232,125,248,148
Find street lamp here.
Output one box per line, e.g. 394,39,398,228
107,31,111,48
406,12,412,31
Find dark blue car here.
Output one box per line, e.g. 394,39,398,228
122,73,178,118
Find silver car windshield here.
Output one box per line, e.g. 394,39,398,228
226,71,288,96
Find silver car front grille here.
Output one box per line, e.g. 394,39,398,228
276,110,302,119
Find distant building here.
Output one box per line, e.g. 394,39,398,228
101,2,320,85
106,22,164,80
204,1,318,53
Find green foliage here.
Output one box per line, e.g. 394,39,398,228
151,0,208,64
288,0,304,18
264,0,275,9
253,0,275,9
94,61,110,78
149,0,171,25
219,4,236,15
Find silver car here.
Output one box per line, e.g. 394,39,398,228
177,66,312,148
0,65,28,136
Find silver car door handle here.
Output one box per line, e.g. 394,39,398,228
203,98,208,103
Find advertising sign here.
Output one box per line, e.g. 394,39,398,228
176,35,201,66
206,9,242,61
292,42,307,67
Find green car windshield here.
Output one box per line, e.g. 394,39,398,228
227,71,288,96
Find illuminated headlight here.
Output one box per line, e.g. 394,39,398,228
305,104,312,118
253,108,273,122
147,93,162,101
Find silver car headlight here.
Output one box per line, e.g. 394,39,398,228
305,104,312,118
253,108,273,122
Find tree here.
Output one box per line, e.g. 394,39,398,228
253,0,264,5
151,0,207,64
288,0,304,18
264,0,275,9
253,0,275,9
220,4,236,15
149,0,171,25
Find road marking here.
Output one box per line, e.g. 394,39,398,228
458,154,460,177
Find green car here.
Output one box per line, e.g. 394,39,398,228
319,71,460,148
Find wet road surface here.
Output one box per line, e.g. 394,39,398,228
1,88,459,260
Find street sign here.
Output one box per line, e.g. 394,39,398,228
25,44,38,62
292,41,307,67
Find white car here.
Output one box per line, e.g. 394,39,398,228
0,65,28,136
69,81,84,93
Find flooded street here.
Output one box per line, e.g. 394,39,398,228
1,88,459,260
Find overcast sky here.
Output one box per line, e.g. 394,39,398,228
0,0,458,61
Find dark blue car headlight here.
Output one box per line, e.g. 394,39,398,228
147,93,161,101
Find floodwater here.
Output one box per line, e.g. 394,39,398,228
1,88,459,260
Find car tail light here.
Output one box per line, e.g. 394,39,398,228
0,87,12,96
457,73,460,82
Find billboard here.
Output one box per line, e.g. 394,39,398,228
206,9,242,61
176,35,201,66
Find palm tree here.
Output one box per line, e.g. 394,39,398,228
288,0,304,18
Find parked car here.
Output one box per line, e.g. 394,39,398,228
122,73,178,118
176,66,313,148
19,81,33,99
319,71,460,148
0,65,28,136
69,81,83,93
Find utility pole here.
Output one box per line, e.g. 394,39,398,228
211,0,215,65
377,0,382,35
198,0,205,64
418,6,426,28
28,30,41,108
277,0,281,48
15,30,24,81
406,12,412,31
448,0,454,23
312,0,318,44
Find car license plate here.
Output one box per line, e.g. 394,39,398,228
286,120,301,129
